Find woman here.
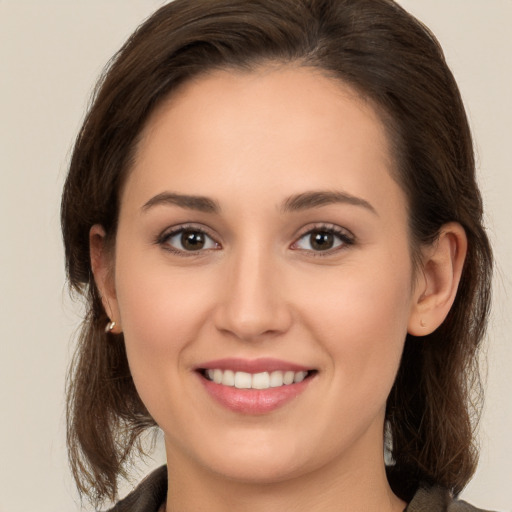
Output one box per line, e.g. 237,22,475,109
61,0,494,511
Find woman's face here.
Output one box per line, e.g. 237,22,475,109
107,67,422,483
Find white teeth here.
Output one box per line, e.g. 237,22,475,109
252,372,270,389
269,371,284,387
205,369,310,389
222,369,235,386
283,371,295,385
294,371,307,383
234,371,252,389
213,369,223,384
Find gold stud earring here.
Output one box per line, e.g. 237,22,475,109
420,319,427,328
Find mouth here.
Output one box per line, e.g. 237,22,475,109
195,359,317,414
199,368,315,389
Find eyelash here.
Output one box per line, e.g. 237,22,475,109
155,223,355,257
291,224,355,256
156,224,220,257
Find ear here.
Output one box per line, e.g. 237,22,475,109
408,222,467,336
90,224,122,334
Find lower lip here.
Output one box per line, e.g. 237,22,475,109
198,373,313,414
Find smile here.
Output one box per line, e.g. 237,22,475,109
203,369,310,389
196,358,317,414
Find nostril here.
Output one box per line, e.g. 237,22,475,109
212,284,293,341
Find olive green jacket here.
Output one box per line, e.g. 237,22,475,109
107,465,495,512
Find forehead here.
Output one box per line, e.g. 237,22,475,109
140,65,391,156
125,65,402,216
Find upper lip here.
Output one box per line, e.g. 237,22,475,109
196,357,313,373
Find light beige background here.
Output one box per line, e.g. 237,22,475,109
0,1,510,510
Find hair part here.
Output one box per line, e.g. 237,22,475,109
62,0,492,506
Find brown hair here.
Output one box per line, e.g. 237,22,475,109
61,0,492,506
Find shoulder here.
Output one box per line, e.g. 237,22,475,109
407,484,497,512
105,465,167,512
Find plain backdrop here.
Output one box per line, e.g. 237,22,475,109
0,1,510,511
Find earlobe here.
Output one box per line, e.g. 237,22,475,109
408,222,467,336
90,224,122,333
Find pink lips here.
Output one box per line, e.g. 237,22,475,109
196,358,315,414
198,357,311,373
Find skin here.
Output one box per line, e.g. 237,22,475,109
91,66,467,512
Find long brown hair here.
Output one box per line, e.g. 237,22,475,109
61,0,492,506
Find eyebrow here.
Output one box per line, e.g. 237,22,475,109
281,190,378,215
141,189,377,216
142,192,220,213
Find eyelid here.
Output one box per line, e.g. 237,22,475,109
290,223,355,254
154,222,354,256
156,223,221,254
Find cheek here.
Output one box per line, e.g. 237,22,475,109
118,275,203,351
114,234,213,348
112,248,213,413
295,255,413,401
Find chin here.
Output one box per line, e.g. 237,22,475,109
207,454,307,485
180,431,314,484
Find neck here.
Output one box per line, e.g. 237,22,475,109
164,439,405,512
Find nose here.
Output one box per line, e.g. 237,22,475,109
213,246,293,342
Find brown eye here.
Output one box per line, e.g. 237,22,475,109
162,228,219,253
293,227,353,253
309,231,335,251
181,230,206,250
